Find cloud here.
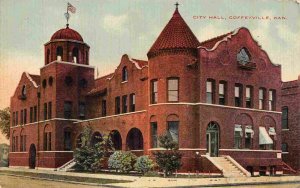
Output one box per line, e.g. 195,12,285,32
103,14,128,33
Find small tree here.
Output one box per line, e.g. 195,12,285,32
0,107,10,139
154,133,182,177
74,126,114,172
134,155,155,174
108,151,137,173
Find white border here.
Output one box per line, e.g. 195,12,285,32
38,151,74,153
149,102,282,114
10,118,80,128
41,60,95,69
219,149,281,152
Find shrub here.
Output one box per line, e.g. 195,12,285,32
134,156,155,174
108,151,137,173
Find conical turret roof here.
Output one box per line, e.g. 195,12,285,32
147,8,200,58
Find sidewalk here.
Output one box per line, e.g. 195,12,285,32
1,167,300,187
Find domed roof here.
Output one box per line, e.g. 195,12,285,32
147,8,200,58
50,25,83,42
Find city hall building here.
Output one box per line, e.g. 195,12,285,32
9,6,288,176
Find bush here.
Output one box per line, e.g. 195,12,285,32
108,151,137,173
134,156,155,174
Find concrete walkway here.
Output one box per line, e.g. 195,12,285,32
1,167,300,187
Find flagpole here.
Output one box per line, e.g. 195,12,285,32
66,3,69,27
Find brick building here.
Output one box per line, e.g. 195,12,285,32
9,6,286,175
281,76,300,172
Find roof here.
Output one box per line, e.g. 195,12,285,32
147,8,200,57
51,25,83,42
199,31,233,49
25,72,40,88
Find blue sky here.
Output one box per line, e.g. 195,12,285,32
0,0,299,110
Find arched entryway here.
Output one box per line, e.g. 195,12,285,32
109,130,122,150
29,144,36,169
91,132,102,146
126,128,143,150
206,122,219,157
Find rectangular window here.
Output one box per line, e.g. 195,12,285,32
44,132,52,151
268,90,276,111
219,82,226,105
16,111,18,125
78,102,85,119
168,78,179,102
20,110,23,125
64,131,72,151
115,97,120,114
44,103,47,120
246,86,252,108
48,102,52,119
234,131,242,149
151,122,158,148
151,80,158,104
235,84,242,107
16,136,18,152
101,99,107,116
167,121,179,143
259,88,265,110
122,95,128,113
12,112,15,127
20,135,23,152
245,133,252,149
64,101,72,119
129,93,136,112
282,107,288,129
206,80,214,104
34,106,37,122
23,109,27,124
30,107,33,123
12,137,15,152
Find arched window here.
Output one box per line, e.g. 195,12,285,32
21,85,26,96
122,66,128,82
64,128,72,151
126,128,143,150
237,47,251,65
72,48,79,63
43,125,52,151
46,49,50,64
56,46,63,61
110,130,122,150
91,132,102,146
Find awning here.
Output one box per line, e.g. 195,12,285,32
269,127,276,135
245,125,254,138
259,127,273,145
235,124,243,136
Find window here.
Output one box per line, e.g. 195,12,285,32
49,76,53,86
85,51,89,64
151,122,158,148
235,84,243,107
129,93,135,112
245,126,254,149
219,81,226,105
237,48,251,65
282,107,288,129
12,135,18,152
115,97,120,114
259,88,265,110
101,99,106,116
167,121,179,143
122,67,128,82
64,101,72,119
33,106,37,122
24,109,27,124
234,125,242,149
42,79,47,88
44,132,51,151
78,102,85,119
48,102,52,119
21,85,26,96
206,80,215,104
246,86,253,108
168,78,179,102
72,48,79,63
30,107,33,123
79,79,87,88
268,90,276,111
282,143,288,152
44,103,47,120
64,128,72,151
46,49,50,64
122,95,127,113
64,76,73,86
12,112,15,127
20,110,23,125
20,134,26,152
16,111,18,125
56,46,63,61
151,80,158,104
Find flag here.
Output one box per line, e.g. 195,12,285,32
67,3,76,14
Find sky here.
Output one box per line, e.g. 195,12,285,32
0,0,299,121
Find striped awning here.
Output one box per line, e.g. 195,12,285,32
259,127,273,145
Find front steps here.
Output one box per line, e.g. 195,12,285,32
56,158,76,172
204,155,251,177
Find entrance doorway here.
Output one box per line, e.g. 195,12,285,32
206,122,219,157
29,144,36,169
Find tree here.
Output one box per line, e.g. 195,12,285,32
0,107,10,139
154,133,182,177
108,151,137,173
74,126,114,172
134,155,155,174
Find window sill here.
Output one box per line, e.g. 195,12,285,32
282,152,289,154
121,81,128,84
282,129,289,131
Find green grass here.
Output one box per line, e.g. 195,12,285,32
0,170,131,184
